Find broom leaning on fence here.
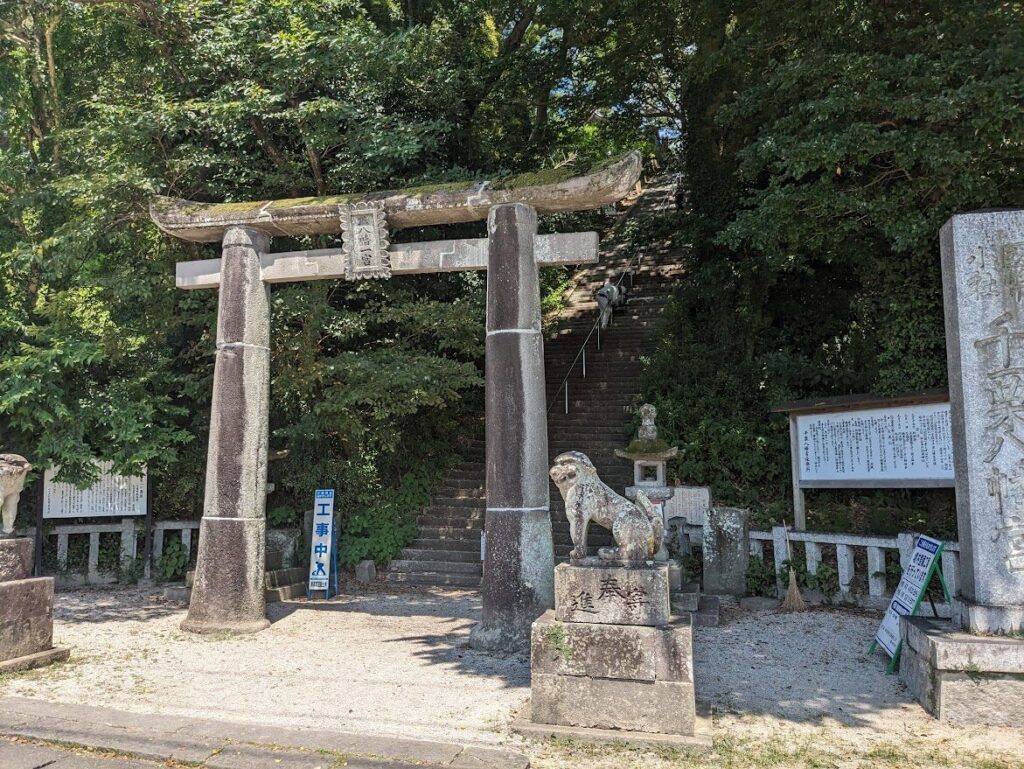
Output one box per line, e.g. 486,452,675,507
780,522,807,612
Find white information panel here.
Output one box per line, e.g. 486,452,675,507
797,402,953,484
874,535,944,658
43,464,147,519
308,489,335,592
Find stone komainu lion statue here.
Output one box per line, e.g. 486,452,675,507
550,451,663,566
0,454,31,537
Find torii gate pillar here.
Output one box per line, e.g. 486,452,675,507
471,203,555,651
182,226,272,634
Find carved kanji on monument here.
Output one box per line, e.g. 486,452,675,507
150,154,642,643
941,212,1024,633
340,202,390,280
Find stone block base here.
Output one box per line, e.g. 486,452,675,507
0,577,56,662
0,538,33,582
960,601,1024,635
529,610,697,736
532,610,691,682
900,617,1024,726
530,673,696,734
554,563,670,626
513,706,712,751
0,645,69,674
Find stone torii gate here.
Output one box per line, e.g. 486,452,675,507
150,152,642,649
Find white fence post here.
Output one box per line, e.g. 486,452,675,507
87,532,100,582
867,546,887,599
941,547,960,605
119,517,136,568
153,527,164,565
805,541,821,576
740,527,958,612
771,526,788,598
897,532,916,573
836,544,855,599
56,533,68,572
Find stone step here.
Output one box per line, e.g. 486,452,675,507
416,515,483,528
428,498,487,509
670,590,701,614
383,571,481,587
693,595,721,627
416,526,484,541
388,559,482,575
265,566,306,589
409,537,481,552
400,548,481,563
266,581,307,603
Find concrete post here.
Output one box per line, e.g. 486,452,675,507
469,203,555,652
181,226,272,635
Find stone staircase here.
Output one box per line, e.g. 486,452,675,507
385,180,682,587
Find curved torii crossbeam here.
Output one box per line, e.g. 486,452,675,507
152,152,643,650
150,152,642,242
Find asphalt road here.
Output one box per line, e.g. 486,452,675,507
0,737,412,769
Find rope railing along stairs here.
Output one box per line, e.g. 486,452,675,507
546,248,646,415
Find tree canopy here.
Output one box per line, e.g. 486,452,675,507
2,0,1021,546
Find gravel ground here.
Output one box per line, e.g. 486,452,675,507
2,586,1022,765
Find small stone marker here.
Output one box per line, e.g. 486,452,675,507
702,507,749,596
355,559,376,584
663,485,711,527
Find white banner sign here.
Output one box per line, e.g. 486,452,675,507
308,489,335,592
797,403,953,483
874,535,944,657
43,464,147,519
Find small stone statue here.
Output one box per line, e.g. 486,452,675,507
637,403,658,442
550,451,664,567
0,454,31,538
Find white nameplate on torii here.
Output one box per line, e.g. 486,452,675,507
176,232,599,290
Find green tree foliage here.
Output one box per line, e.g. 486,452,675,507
0,0,644,547
638,0,1024,532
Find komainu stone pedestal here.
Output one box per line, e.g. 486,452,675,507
900,617,1024,727
520,564,709,749
0,538,69,674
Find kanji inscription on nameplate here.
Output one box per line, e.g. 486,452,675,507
339,201,390,280
43,463,147,519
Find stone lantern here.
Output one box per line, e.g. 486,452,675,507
615,404,678,559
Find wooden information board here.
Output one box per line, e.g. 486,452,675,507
42,463,147,519
774,391,953,529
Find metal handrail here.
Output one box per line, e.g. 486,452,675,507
546,249,645,414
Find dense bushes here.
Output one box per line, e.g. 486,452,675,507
640,1,1023,535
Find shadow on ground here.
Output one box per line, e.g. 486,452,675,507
54,588,182,624
270,587,529,687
